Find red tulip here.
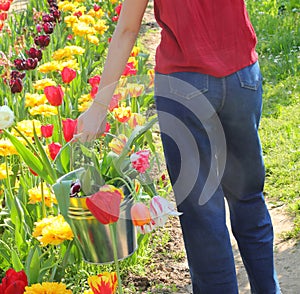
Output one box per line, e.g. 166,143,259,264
62,118,77,142
0,12,8,21
0,268,28,294
115,3,122,15
48,142,62,160
9,78,23,93
61,67,76,84
41,124,54,138
122,62,137,76
0,1,10,11
86,186,123,225
44,85,64,106
88,75,101,88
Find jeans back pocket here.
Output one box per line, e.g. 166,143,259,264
236,61,262,90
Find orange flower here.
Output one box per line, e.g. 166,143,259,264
108,134,127,154
130,202,151,226
112,104,131,123
88,272,117,294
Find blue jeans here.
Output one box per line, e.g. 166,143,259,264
154,62,281,294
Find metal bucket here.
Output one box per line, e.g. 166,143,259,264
68,195,137,264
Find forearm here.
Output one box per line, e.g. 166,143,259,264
93,0,149,106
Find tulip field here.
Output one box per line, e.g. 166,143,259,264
0,0,299,293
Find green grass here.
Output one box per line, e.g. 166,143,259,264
246,1,300,237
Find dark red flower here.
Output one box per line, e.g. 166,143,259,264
0,12,8,21
48,142,62,160
86,187,123,225
34,35,50,48
41,124,54,138
10,70,25,80
93,4,101,11
14,58,26,70
49,8,60,20
62,118,77,142
26,47,43,61
36,24,42,33
44,85,64,106
0,268,28,294
24,58,38,70
43,22,54,34
42,13,55,23
9,78,23,93
61,67,76,84
0,1,10,11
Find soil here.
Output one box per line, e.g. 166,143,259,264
124,2,300,293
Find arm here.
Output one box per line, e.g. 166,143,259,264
76,0,149,141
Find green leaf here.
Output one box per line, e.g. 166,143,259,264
3,131,55,184
26,246,41,284
55,141,71,174
11,249,23,271
52,180,72,225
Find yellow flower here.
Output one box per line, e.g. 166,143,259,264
108,134,128,155
38,61,60,73
78,93,92,104
0,163,13,180
25,93,47,107
24,282,72,294
127,83,144,98
87,8,104,19
114,86,129,101
28,183,58,207
78,101,92,112
94,20,108,35
29,104,58,117
64,15,78,27
147,68,155,88
33,78,56,91
72,21,96,36
113,104,131,123
131,46,140,57
128,56,138,67
58,59,79,71
0,139,22,156
87,35,99,45
88,272,117,294
110,0,118,3
79,14,95,25
52,46,85,61
128,113,146,129
58,1,78,12
12,119,41,138
32,215,74,246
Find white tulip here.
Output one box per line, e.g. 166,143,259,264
0,105,15,129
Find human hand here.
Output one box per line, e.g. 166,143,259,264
75,102,107,142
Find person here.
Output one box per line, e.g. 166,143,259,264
76,0,281,293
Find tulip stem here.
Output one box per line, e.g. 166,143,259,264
57,106,64,145
109,223,123,294
40,179,46,218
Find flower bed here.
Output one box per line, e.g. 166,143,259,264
0,0,179,292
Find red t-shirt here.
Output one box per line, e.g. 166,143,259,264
154,0,258,77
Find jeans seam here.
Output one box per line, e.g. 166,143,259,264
218,77,226,112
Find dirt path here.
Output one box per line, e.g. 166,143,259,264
140,2,300,293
